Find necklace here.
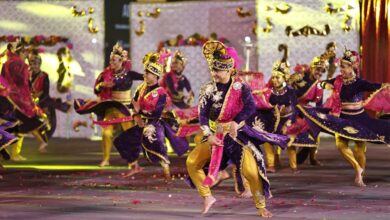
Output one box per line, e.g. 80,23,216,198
113,69,126,80
272,86,287,96
342,73,356,85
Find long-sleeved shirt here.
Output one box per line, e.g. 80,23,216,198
199,78,255,133
94,69,143,95
325,77,381,103
269,86,298,123
134,83,167,119
31,71,50,107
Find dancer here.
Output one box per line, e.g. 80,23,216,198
74,43,143,167
160,50,194,109
291,55,329,166
186,40,289,217
114,52,189,179
28,49,71,152
298,48,390,186
0,40,48,161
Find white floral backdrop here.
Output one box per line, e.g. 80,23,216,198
129,1,257,102
257,0,360,79
0,0,105,138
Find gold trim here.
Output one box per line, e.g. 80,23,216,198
363,84,389,106
290,142,318,148
234,138,270,187
342,101,363,105
297,79,319,101
297,105,385,143
141,133,170,165
0,136,19,151
273,106,281,133
341,109,365,115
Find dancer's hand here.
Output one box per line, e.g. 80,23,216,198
101,81,114,88
134,114,144,128
324,83,334,90
132,100,140,113
229,121,238,139
207,134,223,147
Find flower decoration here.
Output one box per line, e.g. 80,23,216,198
158,33,229,48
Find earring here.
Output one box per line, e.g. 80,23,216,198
282,81,287,88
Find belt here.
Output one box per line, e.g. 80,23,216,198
209,120,231,133
112,90,132,105
341,101,363,110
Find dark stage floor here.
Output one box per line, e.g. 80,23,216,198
1,138,390,220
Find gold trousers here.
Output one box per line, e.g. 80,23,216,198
11,128,46,157
102,108,133,161
11,134,24,157
335,134,366,171
186,137,266,208
263,143,275,167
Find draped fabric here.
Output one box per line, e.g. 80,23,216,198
361,0,390,83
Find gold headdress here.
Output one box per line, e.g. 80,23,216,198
143,52,163,77
310,55,329,71
110,43,127,60
272,60,290,80
172,50,187,66
202,40,234,71
340,48,359,65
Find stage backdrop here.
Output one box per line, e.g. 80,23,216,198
0,0,105,138
129,1,257,102
256,0,360,79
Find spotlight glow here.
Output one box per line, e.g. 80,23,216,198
0,20,29,31
16,2,70,18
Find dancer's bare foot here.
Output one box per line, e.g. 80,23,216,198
310,159,322,166
202,195,216,214
291,168,300,174
239,190,252,199
218,170,231,180
98,160,109,167
122,166,143,177
38,143,48,153
266,166,276,173
258,208,273,218
354,168,366,187
211,170,231,188
11,155,27,161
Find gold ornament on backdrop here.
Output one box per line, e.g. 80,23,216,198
88,18,99,33
135,20,145,36
134,8,160,36
137,11,144,17
71,5,86,16
285,24,330,37
146,8,161,18
263,17,273,33
236,7,253,18
252,21,258,35
88,7,95,14
266,3,292,14
324,3,354,14
341,15,352,32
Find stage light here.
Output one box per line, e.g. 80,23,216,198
91,38,97,44
0,20,29,31
16,2,70,18
244,36,251,43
